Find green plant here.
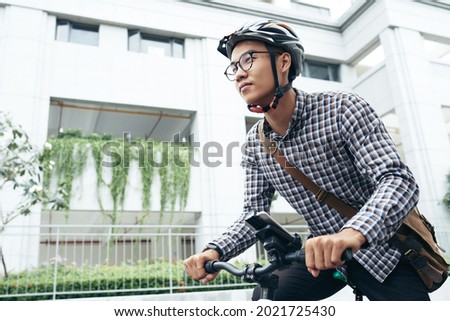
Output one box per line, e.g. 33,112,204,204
157,142,191,224
41,132,89,217
139,150,154,224
444,172,450,211
0,259,251,300
0,112,67,225
107,140,130,226
41,131,191,224
0,112,68,277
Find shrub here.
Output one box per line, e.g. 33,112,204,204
0,259,252,300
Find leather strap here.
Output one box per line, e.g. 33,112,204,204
257,120,358,219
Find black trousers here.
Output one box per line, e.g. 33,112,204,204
251,258,430,301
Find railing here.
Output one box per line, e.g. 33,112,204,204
0,224,309,300
0,224,449,300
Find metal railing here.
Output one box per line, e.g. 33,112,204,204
0,224,309,300
0,224,449,300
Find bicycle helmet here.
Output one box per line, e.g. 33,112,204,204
218,19,305,113
218,19,304,79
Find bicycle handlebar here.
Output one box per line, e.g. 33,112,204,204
205,248,353,276
204,259,278,277
204,212,353,293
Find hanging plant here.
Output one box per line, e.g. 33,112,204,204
176,144,190,212
88,134,110,212
138,142,155,224
106,140,130,225
154,141,191,225
171,143,190,224
41,130,90,220
41,131,191,225
158,142,169,224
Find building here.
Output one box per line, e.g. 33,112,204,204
1,0,450,271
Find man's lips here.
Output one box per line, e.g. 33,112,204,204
239,82,252,92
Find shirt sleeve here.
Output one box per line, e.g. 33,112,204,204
208,126,275,261
340,94,419,246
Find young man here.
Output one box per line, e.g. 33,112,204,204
183,20,430,300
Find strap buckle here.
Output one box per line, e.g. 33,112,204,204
268,141,278,155
315,189,328,202
405,248,427,270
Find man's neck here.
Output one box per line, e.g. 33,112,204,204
264,89,297,136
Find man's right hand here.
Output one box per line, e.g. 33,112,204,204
183,249,220,284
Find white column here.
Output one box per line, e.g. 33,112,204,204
380,27,450,233
0,5,51,271
0,5,53,146
191,37,257,262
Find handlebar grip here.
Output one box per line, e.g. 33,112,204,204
204,260,217,273
341,248,353,261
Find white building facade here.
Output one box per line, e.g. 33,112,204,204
1,0,450,269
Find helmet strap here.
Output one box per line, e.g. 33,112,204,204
247,46,292,114
247,82,292,113
268,46,280,91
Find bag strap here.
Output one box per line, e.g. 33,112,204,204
257,120,358,219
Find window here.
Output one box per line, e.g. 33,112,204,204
302,60,340,81
291,0,354,19
128,30,184,58
354,44,385,77
48,99,193,142
55,19,99,46
424,38,450,63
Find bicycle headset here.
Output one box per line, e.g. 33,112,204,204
217,19,305,114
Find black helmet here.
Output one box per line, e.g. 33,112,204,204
218,19,305,80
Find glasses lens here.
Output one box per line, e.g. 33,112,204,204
239,52,253,71
224,52,255,81
224,64,237,80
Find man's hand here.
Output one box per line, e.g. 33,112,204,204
183,249,220,285
305,228,366,277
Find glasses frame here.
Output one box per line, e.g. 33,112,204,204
224,50,273,81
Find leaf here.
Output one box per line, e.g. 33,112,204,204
7,142,18,151
20,208,31,216
12,129,23,139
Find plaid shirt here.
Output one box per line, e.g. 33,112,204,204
211,89,419,283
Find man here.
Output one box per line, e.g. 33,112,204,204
183,19,429,300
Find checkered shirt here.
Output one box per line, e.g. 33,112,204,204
210,89,419,283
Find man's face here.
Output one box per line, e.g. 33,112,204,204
230,41,276,107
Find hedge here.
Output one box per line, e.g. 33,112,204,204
0,259,253,300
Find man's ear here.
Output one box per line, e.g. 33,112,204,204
280,52,292,73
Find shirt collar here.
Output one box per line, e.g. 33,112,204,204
263,88,306,140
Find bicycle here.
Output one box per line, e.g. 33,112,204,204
205,212,362,301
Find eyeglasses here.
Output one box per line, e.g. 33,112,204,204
224,50,272,81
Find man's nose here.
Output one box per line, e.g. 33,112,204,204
235,66,247,81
